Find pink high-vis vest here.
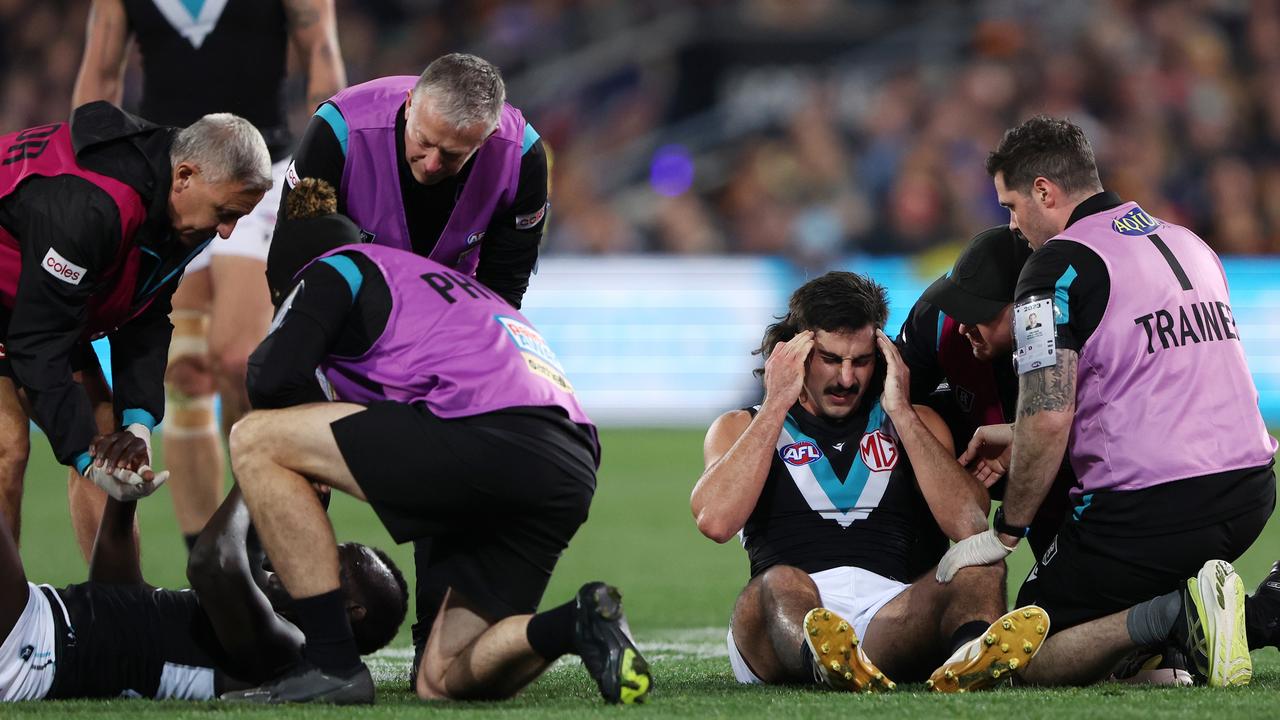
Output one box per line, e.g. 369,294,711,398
0,123,150,338
1049,202,1277,499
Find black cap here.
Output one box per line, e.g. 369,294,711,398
921,226,1031,325
266,213,364,303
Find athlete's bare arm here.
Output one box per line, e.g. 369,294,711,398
691,331,813,543
285,0,347,110
1001,348,1077,540
187,486,303,681
875,330,989,539
87,497,144,585
72,0,132,109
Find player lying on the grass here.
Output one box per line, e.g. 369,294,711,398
691,271,1048,693
0,475,405,701
220,178,651,705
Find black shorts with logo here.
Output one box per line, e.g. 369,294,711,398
330,401,598,620
1016,461,1276,632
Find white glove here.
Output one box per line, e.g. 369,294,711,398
85,462,168,502
936,528,1017,583
124,423,153,461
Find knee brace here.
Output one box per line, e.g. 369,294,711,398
165,310,217,438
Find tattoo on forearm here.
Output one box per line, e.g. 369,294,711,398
1017,349,1077,418
285,0,320,30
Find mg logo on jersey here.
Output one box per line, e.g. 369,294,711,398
859,431,898,472
1112,206,1159,236
779,441,823,466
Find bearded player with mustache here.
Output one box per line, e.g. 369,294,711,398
691,271,1049,693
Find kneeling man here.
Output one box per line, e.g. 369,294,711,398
225,179,651,705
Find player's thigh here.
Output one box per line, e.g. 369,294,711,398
861,578,948,680
230,403,366,498
729,566,818,683
208,255,271,367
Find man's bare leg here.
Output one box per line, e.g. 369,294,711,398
209,255,272,437
67,366,125,561
164,269,224,547
861,563,1008,681
1015,610,1136,686
230,404,366,598
415,589,553,700
728,565,822,683
0,377,30,546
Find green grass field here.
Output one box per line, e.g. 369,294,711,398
8,427,1280,718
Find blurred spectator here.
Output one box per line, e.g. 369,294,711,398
3,0,1278,257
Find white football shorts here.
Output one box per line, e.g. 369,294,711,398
726,566,908,684
0,583,63,702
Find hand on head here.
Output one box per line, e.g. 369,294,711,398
762,330,813,408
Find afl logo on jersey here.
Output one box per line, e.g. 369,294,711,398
859,431,898,472
779,441,823,466
1112,206,1159,236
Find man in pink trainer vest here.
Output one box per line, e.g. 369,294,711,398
273,52,551,682
936,116,1278,688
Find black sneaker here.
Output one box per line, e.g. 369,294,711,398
572,582,652,704
1249,561,1280,649
407,638,425,693
221,662,375,704
1112,645,1193,686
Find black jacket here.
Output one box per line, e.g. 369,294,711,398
0,102,192,469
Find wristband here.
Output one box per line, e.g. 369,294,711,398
993,506,1030,538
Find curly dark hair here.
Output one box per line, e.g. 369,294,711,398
985,115,1102,196
284,177,338,220
754,271,889,376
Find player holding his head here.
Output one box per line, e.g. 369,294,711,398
691,271,1050,693
936,115,1279,687
0,469,405,701
74,0,347,555
218,179,650,705
0,103,270,548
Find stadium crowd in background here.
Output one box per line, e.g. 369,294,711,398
6,0,1280,258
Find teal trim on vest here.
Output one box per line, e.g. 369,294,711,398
936,310,947,352
521,123,540,155
122,408,157,431
781,403,886,513
316,103,349,156
320,255,363,301
1054,265,1078,325
1072,492,1094,521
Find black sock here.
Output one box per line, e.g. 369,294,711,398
949,620,992,656
293,589,362,676
1127,591,1183,647
526,599,577,661
800,638,823,683
183,533,199,553
1245,593,1279,651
